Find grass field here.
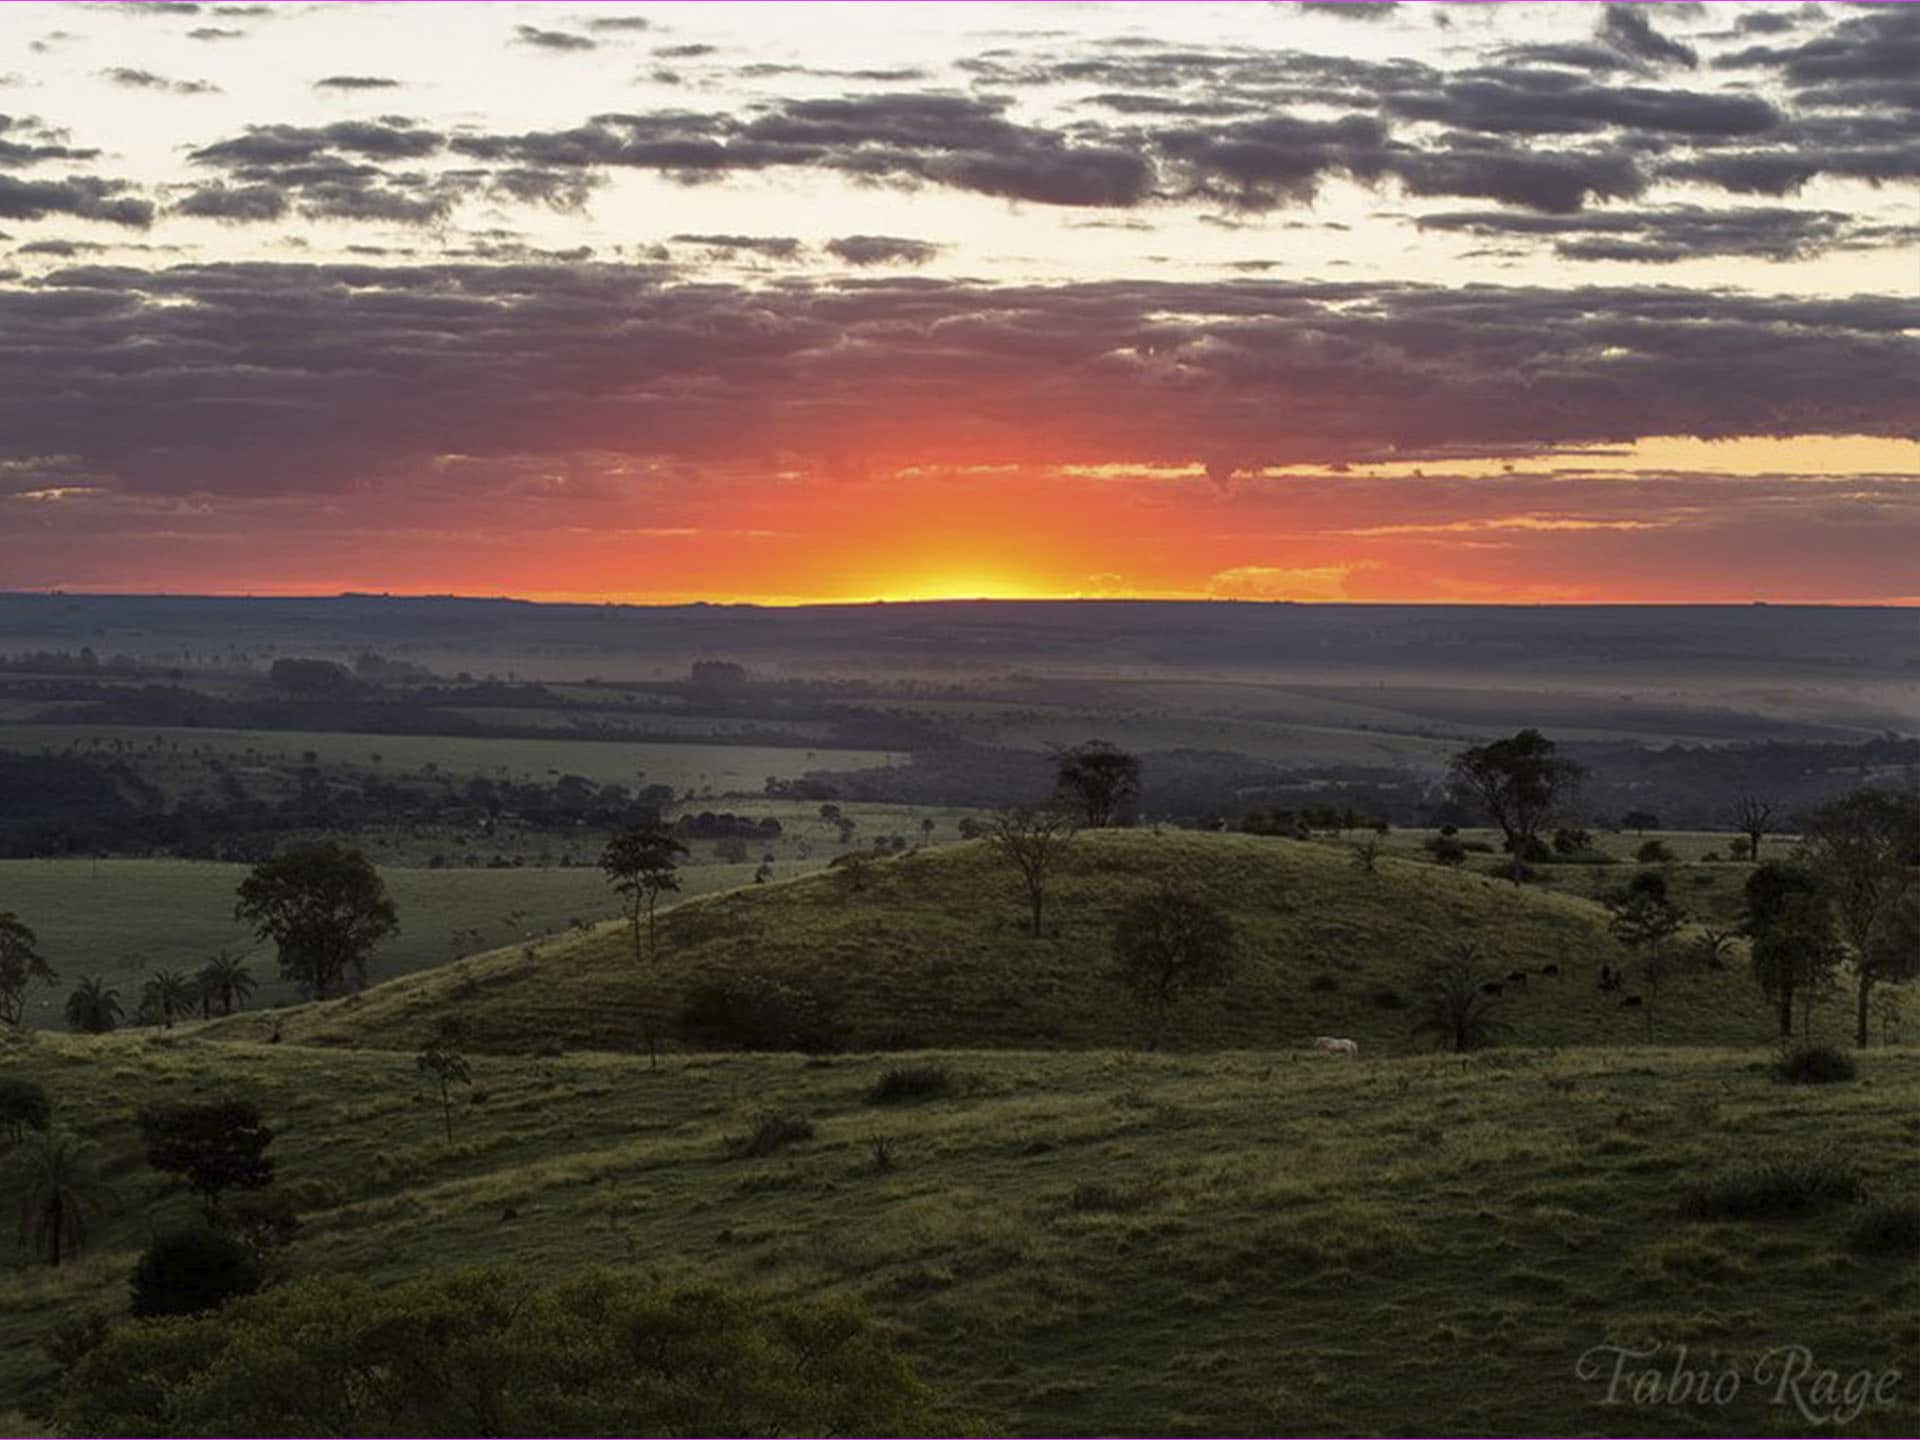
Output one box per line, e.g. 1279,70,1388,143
3,1031,1915,1435
200,830,1867,1056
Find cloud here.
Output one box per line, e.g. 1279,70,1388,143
1208,564,1368,600
825,234,941,266
1414,203,1901,263
1595,3,1699,69
100,67,221,94
0,116,101,167
670,232,805,260
0,173,152,226
1295,1,1399,18
314,75,403,91
187,27,245,41
585,15,652,31
513,25,596,52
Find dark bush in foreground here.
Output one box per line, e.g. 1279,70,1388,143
130,1226,264,1318
1772,1044,1856,1085
1680,1157,1867,1221
1068,1180,1161,1213
678,974,845,1054
65,1268,930,1436
1846,1203,1920,1257
0,1075,51,1142
866,1065,954,1104
730,1112,814,1158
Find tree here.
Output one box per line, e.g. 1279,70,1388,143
416,1027,473,1144
1054,741,1141,828
1447,730,1585,884
990,806,1077,938
1413,943,1502,1053
140,968,197,1029
1734,795,1775,861
235,843,398,999
1744,862,1829,1038
0,1076,51,1144
63,1269,931,1438
9,1130,114,1267
130,1226,264,1318
64,976,122,1035
1799,788,1920,1047
0,912,56,1028
1111,886,1235,1048
600,822,688,1068
139,1099,275,1220
1608,889,1687,1042
1350,836,1382,874
197,951,256,1018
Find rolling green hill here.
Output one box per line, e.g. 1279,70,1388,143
204,831,1841,1056
3,1032,1915,1435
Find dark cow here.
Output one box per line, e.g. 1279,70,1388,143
1620,995,1643,1009
1538,963,1560,978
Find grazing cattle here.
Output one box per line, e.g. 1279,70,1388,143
1598,965,1620,992
1619,995,1643,1009
1507,970,1529,988
1538,963,1560,978
1312,1036,1359,1058
1481,981,1504,996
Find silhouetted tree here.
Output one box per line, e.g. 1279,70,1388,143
0,912,56,1028
140,969,197,1029
1744,862,1828,1038
1413,943,1502,1052
235,843,397,999
1799,788,1920,1047
139,1100,275,1220
990,806,1076,938
1111,886,1234,1048
416,1025,472,1144
1447,730,1584,884
10,1131,114,1266
197,952,255,1018
1608,888,1686,1042
1734,795,1775,862
63,977,122,1034
0,1076,51,1143
600,822,688,1068
1054,741,1141,828
130,1226,263,1318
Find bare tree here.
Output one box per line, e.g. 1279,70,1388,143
1734,796,1775,862
990,807,1077,938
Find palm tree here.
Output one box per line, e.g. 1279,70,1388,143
64,977,123,1035
10,1131,115,1266
140,969,197,1029
1414,942,1503,1053
197,952,256,1017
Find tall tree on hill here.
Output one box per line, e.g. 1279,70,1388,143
1447,730,1585,884
1413,942,1503,1053
1798,788,1920,1047
0,912,56,1028
1054,741,1141,828
197,951,256,1018
990,806,1077,938
1743,862,1831,1039
601,822,688,1068
1734,795,1775,862
139,1099,275,1221
1111,886,1235,1048
139,969,198,1030
235,843,397,999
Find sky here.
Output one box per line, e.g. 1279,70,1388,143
0,0,1915,605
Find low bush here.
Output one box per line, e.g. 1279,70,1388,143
1773,1045,1856,1085
1846,1203,1920,1257
1068,1180,1161,1213
730,1112,814,1159
129,1226,264,1318
866,1065,954,1105
679,974,845,1054
1370,988,1407,1010
0,1075,51,1143
1680,1157,1868,1221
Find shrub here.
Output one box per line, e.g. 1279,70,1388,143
1773,1045,1856,1085
1636,839,1676,864
866,1065,954,1105
1846,1203,1920,1257
679,974,845,1054
64,1269,930,1436
0,1075,51,1142
1068,1180,1160,1213
1425,836,1468,867
1307,972,1339,993
729,1112,814,1159
39,1311,111,1376
1369,988,1407,1010
1680,1157,1868,1221
129,1226,264,1318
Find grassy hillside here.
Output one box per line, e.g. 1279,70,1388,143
3,1031,1915,1435
205,831,1846,1055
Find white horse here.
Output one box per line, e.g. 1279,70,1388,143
1311,1036,1359,1058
